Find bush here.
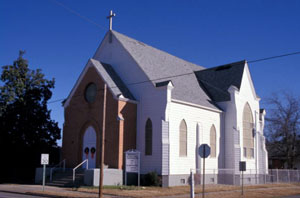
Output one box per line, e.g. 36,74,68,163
143,171,160,186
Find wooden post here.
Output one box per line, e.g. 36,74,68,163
241,170,244,196
202,146,205,198
99,84,107,198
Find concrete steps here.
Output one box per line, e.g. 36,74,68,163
47,169,85,187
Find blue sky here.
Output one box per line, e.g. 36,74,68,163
1,0,300,146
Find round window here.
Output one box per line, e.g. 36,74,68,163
84,83,97,103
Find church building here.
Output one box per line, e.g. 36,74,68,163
62,28,268,186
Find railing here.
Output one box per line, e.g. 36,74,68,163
190,168,300,186
50,159,66,181
73,159,88,183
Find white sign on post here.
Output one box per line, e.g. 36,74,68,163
41,153,49,192
41,154,49,165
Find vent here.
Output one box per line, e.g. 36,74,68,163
215,65,232,71
180,179,185,184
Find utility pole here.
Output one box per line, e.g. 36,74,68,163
99,83,107,198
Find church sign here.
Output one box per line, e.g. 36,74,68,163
125,150,140,186
126,153,139,173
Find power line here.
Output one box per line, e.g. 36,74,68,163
50,0,107,31
46,50,300,105
248,51,300,63
19,1,300,105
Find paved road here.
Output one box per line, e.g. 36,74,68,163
0,191,50,198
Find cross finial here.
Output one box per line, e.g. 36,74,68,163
107,10,116,31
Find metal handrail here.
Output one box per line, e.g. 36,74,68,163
50,159,66,181
73,159,88,183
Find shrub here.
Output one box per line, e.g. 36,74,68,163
143,171,160,186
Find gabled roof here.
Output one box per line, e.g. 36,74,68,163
195,61,246,102
92,60,135,100
63,59,135,108
111,30,220,110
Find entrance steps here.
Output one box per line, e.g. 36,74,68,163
47,169,85,187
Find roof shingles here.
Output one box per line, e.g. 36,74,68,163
195,61,246,102
111,30,220,110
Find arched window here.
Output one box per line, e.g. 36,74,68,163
210,125,216,158
145,118,152,155
243,103,254,158
179,120,187,156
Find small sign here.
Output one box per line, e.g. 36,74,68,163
126,152,139,173
239,161,246,171
198,144,211,158
125,150,140,186
41,154,49,165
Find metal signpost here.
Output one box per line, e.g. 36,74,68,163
41,153,49,191
125,150,140,186
239,161,246,196
198,144,211,198
190,169,195,198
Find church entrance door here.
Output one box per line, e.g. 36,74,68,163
82,126,96,169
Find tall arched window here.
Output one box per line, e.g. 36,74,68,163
145,118,152,155
179,120,187,156
243,103,254,158
210,125,216,158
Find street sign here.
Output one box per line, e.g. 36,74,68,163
40,153,49,192
198,144,211,158
239,161,246,171
239,161,246,196
41,153,49,165
198,144,211,198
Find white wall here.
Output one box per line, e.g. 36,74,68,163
93,33,168,174
236,64,260,173
168,101,221,175
219,64,268,174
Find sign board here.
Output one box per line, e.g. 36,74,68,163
198,144,211,158
125,150,140,186
126,154,138,173
239,161,246,171
126,152,139,173
41,154,49,165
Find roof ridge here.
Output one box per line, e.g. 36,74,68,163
111,30,205,71
108,30,220,110
202,60,246,71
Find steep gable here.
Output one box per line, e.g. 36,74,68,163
239,62,259,101
63,59,135,108
195,61,246,102
110,31,219,110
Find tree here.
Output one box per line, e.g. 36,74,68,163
0,51,61,183
265,92,300,169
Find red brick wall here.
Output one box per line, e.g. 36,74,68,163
62,66,136,169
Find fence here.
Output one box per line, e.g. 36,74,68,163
191,169,300,186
